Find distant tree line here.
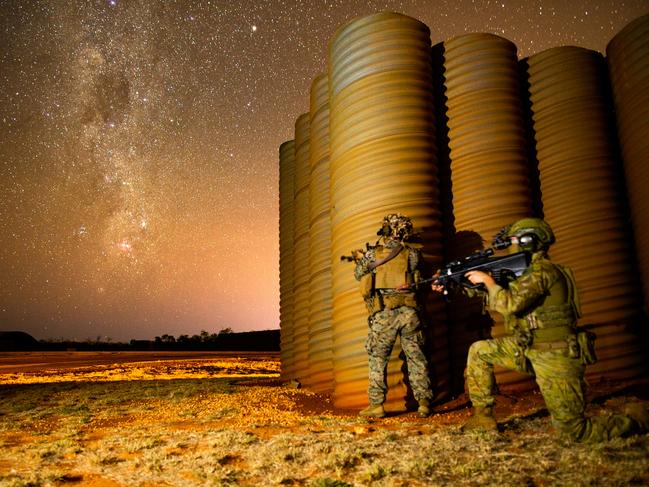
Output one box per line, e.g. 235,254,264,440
148,328,279,351
152,328,234,348
0,329,279,352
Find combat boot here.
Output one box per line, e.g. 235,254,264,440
624,403,649,432
359,403,386,418
461,406,498,432
417,399,431,418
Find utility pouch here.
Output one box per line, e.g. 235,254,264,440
576,330,597,365
359,273,374,299
567,334,580,359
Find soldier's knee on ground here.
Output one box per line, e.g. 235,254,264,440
552,415,635,443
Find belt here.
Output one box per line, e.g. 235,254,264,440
531,326,572,342
530,340,568,351
375,288,412,295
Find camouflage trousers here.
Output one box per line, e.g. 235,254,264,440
365,306,433,405
466,336,639,442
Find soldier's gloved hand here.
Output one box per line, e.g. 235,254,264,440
352,249,365,261
465,270,496,289
431,270,445,294
395,283,411,291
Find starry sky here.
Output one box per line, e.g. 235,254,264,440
1,1,647,342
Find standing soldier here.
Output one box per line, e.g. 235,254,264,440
433,217,648,441
353,213,434,418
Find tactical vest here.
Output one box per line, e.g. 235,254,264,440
360,245,418,315
374,246,412,289
523,262,581,342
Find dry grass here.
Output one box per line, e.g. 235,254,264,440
0,355,647,486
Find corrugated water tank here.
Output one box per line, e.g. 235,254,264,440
328,12,445,410
308,73,335,393
292,113,312,385
607,14,649,314
440,33,536,390
526,46,646,380
279,140,296,379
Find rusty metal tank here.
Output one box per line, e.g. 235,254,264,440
525,46,646,380
607,15,649,315
308,73,335,393
279,140,296,380
329,12,446,410
440,33,536,390
292,113,312,386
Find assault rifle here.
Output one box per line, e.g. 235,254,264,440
340,242,379,263
428,248,530,296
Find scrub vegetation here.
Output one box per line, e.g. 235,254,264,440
0,355,647,486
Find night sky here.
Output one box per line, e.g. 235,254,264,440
1,1,647,342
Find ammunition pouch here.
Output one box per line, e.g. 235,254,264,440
526,303,576,330
365,290,418,315
528,328,597,365
382,292,418,311
577,329,597,365
365,293,383,315
530,326,572,355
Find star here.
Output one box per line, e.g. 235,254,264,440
0,0,646,342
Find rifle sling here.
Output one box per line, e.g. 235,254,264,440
368,244,403,271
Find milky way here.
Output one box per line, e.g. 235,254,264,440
1,0,647,341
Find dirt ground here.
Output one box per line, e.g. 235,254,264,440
0,352,647,486
1,350,648,429
0,351,280,374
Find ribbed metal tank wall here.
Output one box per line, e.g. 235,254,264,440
329,12,445,410
279,140,296,379
526,46,646,380
441,34,535,389
292,113,312,385
607,15,649,313
308,73,335,393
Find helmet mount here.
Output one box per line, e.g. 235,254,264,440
510,233,539,252
493,218,555,252
507,218,554,251
378,213,413,242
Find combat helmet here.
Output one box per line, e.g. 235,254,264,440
378,213,414,241
506,217,555,252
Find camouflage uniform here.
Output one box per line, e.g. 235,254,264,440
466,251,642,442
355,239,433,406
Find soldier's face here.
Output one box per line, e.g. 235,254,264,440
509,234,537,253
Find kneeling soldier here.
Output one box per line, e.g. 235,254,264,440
433,218,648,441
